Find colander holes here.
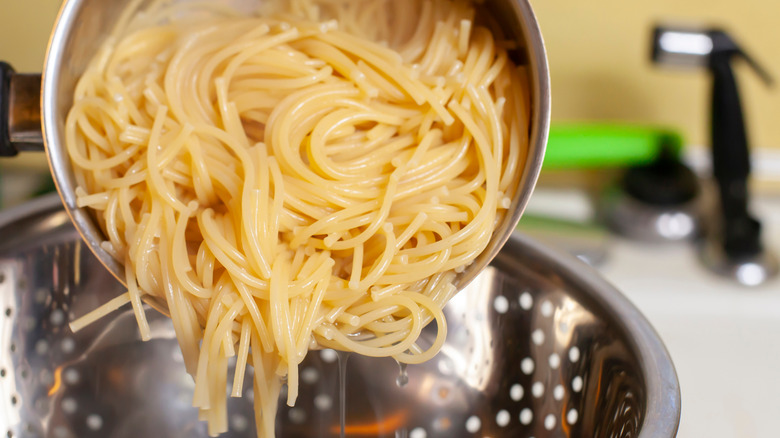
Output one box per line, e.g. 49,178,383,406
548,353,561,369
288,408,306,424
231,414,249,432
20,369,28,380
0,369,5,378
553,385,564,401
519,292,533,310
7,430,12,438
301,367,319,384
61,338,76,355
432,416,451,431
10,395,17,406
531,382,544,398
86,414,103,431
63,368,80,385
9,343,16,353
509,383,524,401
544,414,556,431
53,426,69,438
567,409,579,424
559,321,570,332
493,296,509,314
4,308,11,318
35,288,48,304
61,398,78,414
320,349,338,363
519,408,533,425
437,357,454,375
0,272,5,283
465,416,481,433
569,346,581,363
35,340,48,355
531,329,545,346
49,309,66,326
495,410,510,427
520,358,534,375
572,376,583,392
409,428,426,438
22,318,36,332
314,394,332,411
540,300,554,317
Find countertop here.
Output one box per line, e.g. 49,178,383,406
595,197,780,437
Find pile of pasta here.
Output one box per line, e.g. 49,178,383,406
67,0,529,435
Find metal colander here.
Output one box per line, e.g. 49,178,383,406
0,195,680,438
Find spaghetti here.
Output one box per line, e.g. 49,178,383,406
66,0,529,436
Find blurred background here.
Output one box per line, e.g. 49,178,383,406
533,0,779,150
0,1,779,436
1,0,779,152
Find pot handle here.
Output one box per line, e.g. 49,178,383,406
0,62,44,157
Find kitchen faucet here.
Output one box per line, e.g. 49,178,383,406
651,25,777,286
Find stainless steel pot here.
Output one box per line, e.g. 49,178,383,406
0,0,551,305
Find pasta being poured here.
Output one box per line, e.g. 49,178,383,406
66,0,529,435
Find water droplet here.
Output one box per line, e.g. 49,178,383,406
396,361,409,388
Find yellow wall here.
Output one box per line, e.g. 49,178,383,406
0,0,777,150
531,0,780,148
0,1,61,72
0,2,60,169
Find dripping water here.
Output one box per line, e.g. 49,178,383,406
396,361,408,388
395,360,409,437
337,350,351,438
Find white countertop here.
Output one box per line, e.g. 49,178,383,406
597,198,780,437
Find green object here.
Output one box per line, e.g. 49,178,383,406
543,124,684,169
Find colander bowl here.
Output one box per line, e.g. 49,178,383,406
0,195,680,438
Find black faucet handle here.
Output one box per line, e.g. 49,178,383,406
707,30,773,86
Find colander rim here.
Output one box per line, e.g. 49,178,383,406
507,232,682,437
